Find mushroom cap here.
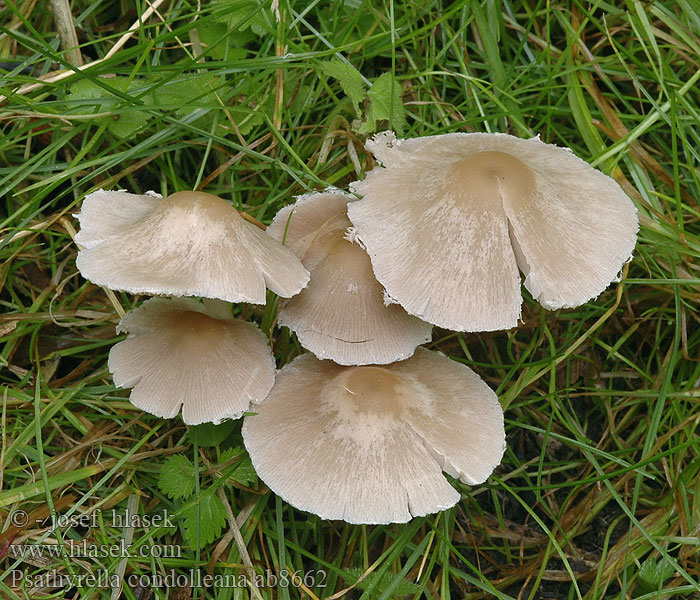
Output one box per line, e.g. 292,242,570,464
348,132,639,331
108,297,275,425
266,190,351,271
242,348,505,524
75,189,310,303
267,192,432,365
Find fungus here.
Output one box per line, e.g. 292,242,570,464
266,191,432,365
348,131,639,332
108,297,275,425
75,189,309,303
242,348,505,524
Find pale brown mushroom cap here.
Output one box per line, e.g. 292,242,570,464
267,192,432,365
348,132,639,331
242,348,505,524
108,297,275,425
75,189,310,303
266,190,351,271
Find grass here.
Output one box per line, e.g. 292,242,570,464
1,0,700,598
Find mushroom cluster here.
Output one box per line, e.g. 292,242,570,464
75,189,309,424
75,131,638,525
265,190,433,365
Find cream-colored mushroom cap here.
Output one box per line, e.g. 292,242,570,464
108,297,275,425
242,348,505,524
348,132,639,331
75,189,310,303
267,191,432,365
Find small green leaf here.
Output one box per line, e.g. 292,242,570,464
342,568,419,597
637,555,675,595
68,78,151,138
230,456,257,486
321,59,367,116
159,455,196,500
188,421,236,447
367,72,406,135
69,78,108,102
108,109,150,138
220,447,257,486
153,76,217,114
355,114,376,135
194,21,249,61
181,494,227,548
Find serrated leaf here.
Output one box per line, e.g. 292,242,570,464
108,109,150,138
69,78,109,101
159,455,196,500
230,456,257,486
154,76,217,113
189,421,236,447
321,59,367,116
355,114,376,135
367,72,406,135
68,78,151,139
342,568,419,597
148,76,226,134
220,447,258,486
181,494,227,548
219,448,238,462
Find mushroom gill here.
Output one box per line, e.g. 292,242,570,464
109,297,276,425
348,131,639,332
75,189,310,303
267,191,432,365
242,348,505,524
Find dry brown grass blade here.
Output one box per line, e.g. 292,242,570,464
0,0,169,103
48,0,82,67
582,73,696,208
0,494,76,556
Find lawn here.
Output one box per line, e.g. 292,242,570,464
1,0,700,599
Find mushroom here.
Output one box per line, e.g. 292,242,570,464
242,348,505,524
348,131,639,332
266,191,432,365
75,189,310,303
108,297,275,425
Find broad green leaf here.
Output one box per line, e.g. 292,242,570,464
108,109,151,138
321,59,367,116
153,76,218,113
189,421,236,447
355,114,376,135
196,21,249,61
220,447,258,486
159,455,196,500
68,78,150,139
366,72,406,135
181,494,227,548
149,76,226,134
